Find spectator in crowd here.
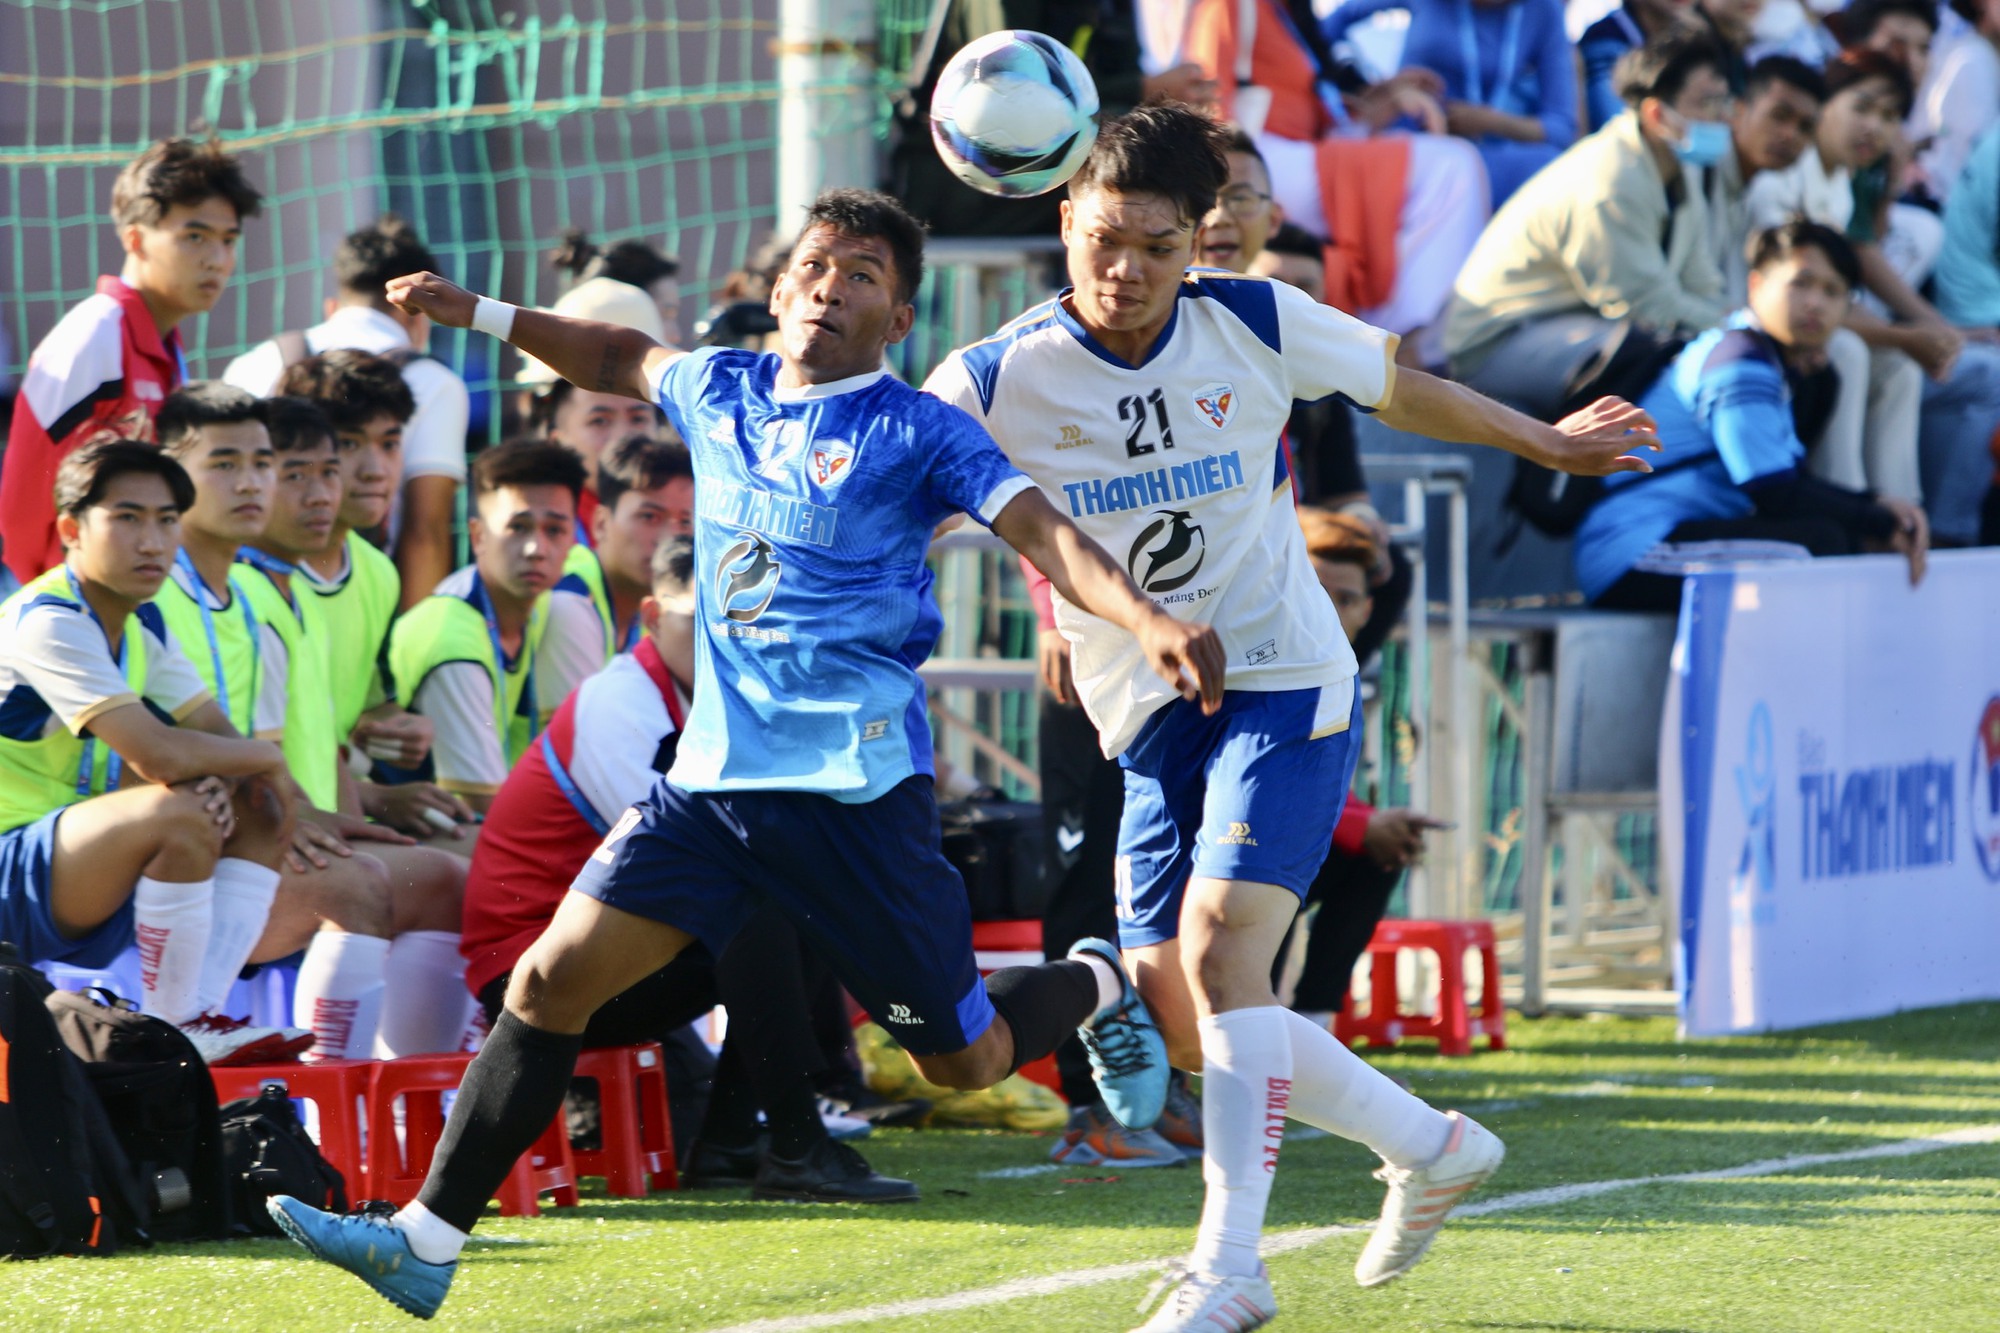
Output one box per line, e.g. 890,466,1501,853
1709,57,1827,300
1581,0,1699,130
1912,0,2000,200
462,536,917,1201
271,357,475,841
1181,0,1492,364
2,138,262,582
1443,30,1732,418
1278,508,1446,1025
1747,48,2000,543
552,436,694,673
389,441,584,817
0,440,300,1064
1573,222,1929,610
1319,0,1578,206
1938,125,2000,329
551,230,683,341
220,391,473,1059
224,216,470,610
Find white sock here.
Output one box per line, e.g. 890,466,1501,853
373,930,474,1059
134,876,214,1024
392,1199,468,1265
1282,1007,1450,1168
1190,1006,1293,1279
294,930,389,1060
1076,955,1123,1019
195,859,281,1016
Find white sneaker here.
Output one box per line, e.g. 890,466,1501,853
179,1013,313,1066
1130,1264,1276,1332
1354,1110,1503,1287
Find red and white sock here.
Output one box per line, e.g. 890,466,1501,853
195,859,281,1016
374,931,473,1058
1282,1007,1450,1168
1189,1006,1293,1279
293,930,388,1060
134,875,213,1024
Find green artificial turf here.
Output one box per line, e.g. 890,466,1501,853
10,1004,2000,1331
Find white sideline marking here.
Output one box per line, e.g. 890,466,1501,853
707,1123,2000,1333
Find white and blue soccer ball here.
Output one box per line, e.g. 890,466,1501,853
930,30,1100,199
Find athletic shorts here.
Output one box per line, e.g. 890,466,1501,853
0,808,135,969
571,775,995,1056
1114,685,1363,949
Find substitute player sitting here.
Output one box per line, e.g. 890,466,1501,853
267,187,1222,1320
924,105,1662,1330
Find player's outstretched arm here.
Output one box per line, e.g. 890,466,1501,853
1375,368,1664,476
384,271,682,403
991,488,1226,713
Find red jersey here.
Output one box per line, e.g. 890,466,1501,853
2,279,186,581
460,638,688,997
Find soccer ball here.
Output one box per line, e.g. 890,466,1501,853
930,30,1100,199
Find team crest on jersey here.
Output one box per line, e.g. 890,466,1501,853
811,439,857,489
1192,382,1235,430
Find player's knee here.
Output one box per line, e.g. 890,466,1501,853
154,789,226,870
388,848,467,935
505,939,598,1032
314,854,394,938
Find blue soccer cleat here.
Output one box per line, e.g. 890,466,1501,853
267,1195,458,1320
1068,937,1170,1130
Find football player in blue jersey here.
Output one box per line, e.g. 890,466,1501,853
266,188,1227,1320
924,104,1664,1329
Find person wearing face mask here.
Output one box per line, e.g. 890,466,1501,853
1444,30,1733,424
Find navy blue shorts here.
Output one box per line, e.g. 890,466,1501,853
1115,685,1363,949
0,808,135,969
571,776,995,1056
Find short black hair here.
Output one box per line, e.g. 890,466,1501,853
54,439,195,518
597,436,693,513
156,381,266,455
1069,102,1231,229
1749,219,1862,291
110,136,262,229
551,229,680,289
1840,0,1939,42
472,439,588,506
277,348,416,434
651,534,695,599
264,396,339,456
334,214,440,298
1744,54,1827,104
796,188,928,303
1615,29,1732,109
1824,48,1915,117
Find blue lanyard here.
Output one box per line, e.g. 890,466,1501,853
64,567,126,798
538,731,609,835
176,549,260,729
237,546,303,619
474,574,538,741
1458,0,1524,111
622,617,642,654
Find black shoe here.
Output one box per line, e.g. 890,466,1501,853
751,1137,920,1204
680,1135,765,1189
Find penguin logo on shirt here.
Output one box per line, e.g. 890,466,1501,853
1126,509,1206,594
717,532,782,622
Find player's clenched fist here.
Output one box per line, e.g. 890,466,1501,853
1537,395,1664,476
385,271,480,329
1137,612,1226,713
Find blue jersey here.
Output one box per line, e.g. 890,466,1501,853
652,348,1032,800
1572,314,1804,601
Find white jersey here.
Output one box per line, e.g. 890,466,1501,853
925,271,1396,755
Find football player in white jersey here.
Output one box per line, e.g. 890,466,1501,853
925,104,1661,1330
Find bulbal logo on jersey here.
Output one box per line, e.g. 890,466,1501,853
811,439,857,489
1192,382,1235,429
1126,508,1206,594
716,531,782,623
1972,696,2000,883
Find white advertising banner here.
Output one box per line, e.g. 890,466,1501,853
1667,551,2000,1037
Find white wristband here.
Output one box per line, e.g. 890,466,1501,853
471,296,517,341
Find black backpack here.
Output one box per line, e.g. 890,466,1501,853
46,987,233,1241
0,946,151,1257
218,1083,348,1236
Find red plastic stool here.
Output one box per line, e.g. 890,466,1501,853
572,1044,677,1196
971,919,1062,1094
211,1059,372,1196
365,1053,578,1217
1334,919,1506,1057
